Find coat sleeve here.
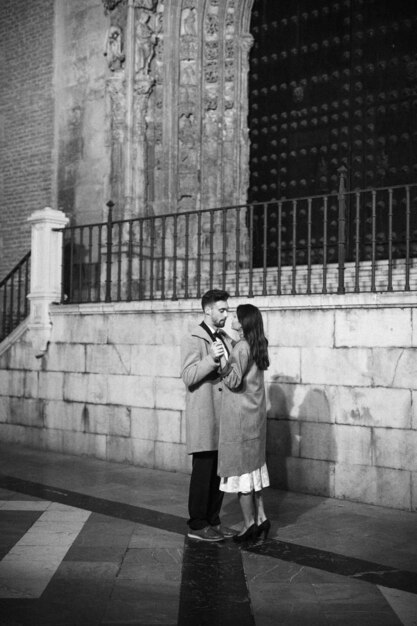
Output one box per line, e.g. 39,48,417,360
181,334,218,388
220,340,250,390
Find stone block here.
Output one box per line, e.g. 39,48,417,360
383,348,417,390
155,410,182,443
107,314,157,345
58,314,108,344
266,381,297,420
107,374,154,408
300,422,337,462
7,341,41,371
411,309,417,347
87,373,109,405
130,345,181,377
83,403,110,435
44,400,84,432
24,371,39,398
39,371,65,401
335,308,412,348
43,428,64,453
0,396,10,423
373,428,417,472
266,418,300,458
180,411,187,445
334,424,372,466
266,309,335,348
334,463,411,510
0,423,26,444
154,441,189,473
131,437,155,468
86,344,131,375
44,343,85,372
131,407,157,440
413,392,417,430
266,347,301,383
156,312,193,346
269,456,335,497
332,386,411,429
63,373,88,403
10,397,44,428
0,370,25,397
301,348,373,387
109,406,131,437
107,435,133,464
154,377,185,411
62,430,107,460
267,382,334,423
412,473,417,512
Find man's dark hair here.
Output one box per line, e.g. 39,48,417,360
201,289,230,311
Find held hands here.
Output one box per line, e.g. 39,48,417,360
209,339,225,362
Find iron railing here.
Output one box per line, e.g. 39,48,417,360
62,182,417,304
0,252,31,342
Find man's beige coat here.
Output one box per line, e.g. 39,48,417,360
218,339,267,477
181,324,234,454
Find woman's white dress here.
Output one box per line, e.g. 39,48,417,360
219,462,270,493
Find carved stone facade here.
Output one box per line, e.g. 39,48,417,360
102,0,254,219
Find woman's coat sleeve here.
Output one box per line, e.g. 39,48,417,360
220,341,250,390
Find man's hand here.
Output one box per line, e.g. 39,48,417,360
209,340,224,361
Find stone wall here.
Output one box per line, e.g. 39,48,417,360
0,0,55,277
0,294,416,511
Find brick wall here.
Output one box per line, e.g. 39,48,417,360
0,0,55,278
0,296,416,511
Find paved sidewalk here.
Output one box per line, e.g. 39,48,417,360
0,443,416,626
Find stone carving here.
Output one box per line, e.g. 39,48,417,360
179,112,195,146
135,11,157,77
134,0,157,9
204,84,217,110
205,62,218,83
104,25,125,71
180,60,197,85
181,8,197,36
205,13,219,37
225,39,234,59
205,41,218,60
102,0,125,15
180,38,198,60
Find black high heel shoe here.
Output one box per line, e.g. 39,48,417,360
233,523,257,543
256,519,271,540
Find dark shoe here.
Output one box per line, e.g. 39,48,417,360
187,526,224,542
233,524,257,544
212,524,238,538
256,519,271,540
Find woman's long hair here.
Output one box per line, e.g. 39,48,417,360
237,304,269,370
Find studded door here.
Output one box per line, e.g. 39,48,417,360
248,0,417,267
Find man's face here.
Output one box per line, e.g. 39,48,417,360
206,300,229,328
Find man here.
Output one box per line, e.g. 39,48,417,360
181,289,236,541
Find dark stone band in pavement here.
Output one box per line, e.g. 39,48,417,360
1,473,416,598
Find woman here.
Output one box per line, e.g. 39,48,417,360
218,304,271,543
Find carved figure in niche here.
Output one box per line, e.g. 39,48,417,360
104,25,125,71
134,0,156,9
180,60,196,85
135,11,157,76
179,112,195,146
182,8,196,36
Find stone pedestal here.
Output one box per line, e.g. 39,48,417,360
27,208,69,357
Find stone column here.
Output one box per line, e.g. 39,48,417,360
27,208,69,357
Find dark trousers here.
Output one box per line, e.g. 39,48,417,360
187,451,224,530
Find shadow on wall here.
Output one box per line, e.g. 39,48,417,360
267,376,335,499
